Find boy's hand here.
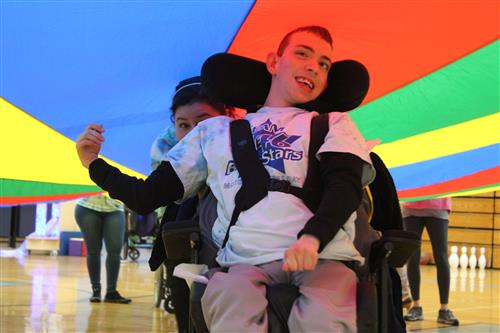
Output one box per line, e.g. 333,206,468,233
283,234,320,272
76,124,105,168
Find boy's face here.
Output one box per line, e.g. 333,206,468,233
266,31,333,107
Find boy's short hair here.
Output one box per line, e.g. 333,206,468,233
277,26,333,56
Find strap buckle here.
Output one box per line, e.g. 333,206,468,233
268,179,291,193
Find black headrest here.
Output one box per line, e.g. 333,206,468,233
201,53,369,113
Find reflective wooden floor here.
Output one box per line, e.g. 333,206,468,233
1,249,499,332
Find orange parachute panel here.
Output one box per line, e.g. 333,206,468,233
229,1,499,104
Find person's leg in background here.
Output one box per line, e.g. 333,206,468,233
75,205,104,302
102,210,131,303
403,216,425,321
426,217,459,325
397,265,412,310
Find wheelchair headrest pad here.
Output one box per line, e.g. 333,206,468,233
201,53,370,113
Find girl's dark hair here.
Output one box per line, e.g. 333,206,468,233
170,76,227,116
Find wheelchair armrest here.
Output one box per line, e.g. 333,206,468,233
162,219,200,231
369,230,420,272
162,219,201,261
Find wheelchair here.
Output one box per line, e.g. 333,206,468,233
160,53,421,332
122,208,157,261
162,198,420,333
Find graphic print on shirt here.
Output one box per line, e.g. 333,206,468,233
223,118,304,188
253,119,304,173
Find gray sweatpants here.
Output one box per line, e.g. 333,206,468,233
201,259,357,333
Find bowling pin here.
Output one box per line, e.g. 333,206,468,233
459,246,468,269
449,245,459,269
478,247,487,269
469,246,477,269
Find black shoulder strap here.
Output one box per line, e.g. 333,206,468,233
301,113,330,211
222,119,270,248
222,115,329,247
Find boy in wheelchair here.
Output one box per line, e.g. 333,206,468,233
76,25,417,332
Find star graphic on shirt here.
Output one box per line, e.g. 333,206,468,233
252,119,302,173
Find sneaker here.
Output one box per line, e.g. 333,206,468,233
90,287,101,303
104,291,132,304
402,297,413,311
404,306,423,321
438,309,459,326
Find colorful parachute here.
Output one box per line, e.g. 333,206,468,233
1,1,498,205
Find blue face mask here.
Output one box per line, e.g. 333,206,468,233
164,125,179,146
150,125,179,170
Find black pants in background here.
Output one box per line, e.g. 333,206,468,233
403,216,450,304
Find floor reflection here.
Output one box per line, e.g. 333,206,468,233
1,252,498,333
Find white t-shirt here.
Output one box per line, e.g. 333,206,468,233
167,106,375,266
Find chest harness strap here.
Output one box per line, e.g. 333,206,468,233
222,114,329,249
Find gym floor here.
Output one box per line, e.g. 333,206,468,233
1,249,499,333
